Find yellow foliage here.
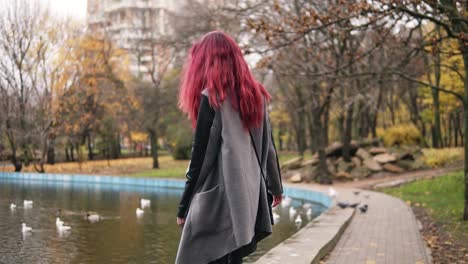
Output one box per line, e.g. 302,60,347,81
422,148,463,168
420,38,464,114
54,33,138,137
270,109,290,125
131,132,148,142
377,124,424,147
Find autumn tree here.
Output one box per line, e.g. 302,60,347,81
0,0,56,171
244,0,467,218
56,33,136,163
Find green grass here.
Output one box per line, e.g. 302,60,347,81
383,171,468,242
130,167,187,179
128,151,307,179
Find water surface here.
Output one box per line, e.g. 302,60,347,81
0,178,325,264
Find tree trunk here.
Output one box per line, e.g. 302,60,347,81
109,133,120,159
307,112,317,154
359,104,370,139
8,144,22,172
5,120,22,172
11,154,22,172
297,109,307,155
323,103,330,146
65,146,70,162
116,133,121,157
464,99,468,220
47,135,55,165
370,81,383,138
432,25,444,148
278,124,284,151
448,113,453,147
70,143,75,162
87,133,94,160
343,102,354,162
455,111,461,147
431,88,443,148
461,44,468,221
312,111,332,184
149,129,159,169
338,112,345,142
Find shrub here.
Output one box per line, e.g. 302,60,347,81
422,148,463,168
378,124,425,147
172,137,192,160
168,127,193,160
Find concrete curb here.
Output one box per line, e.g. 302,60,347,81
255,207,355,264
311,208,355,264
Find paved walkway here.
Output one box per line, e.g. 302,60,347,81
326,189,430,263
291,183,432,264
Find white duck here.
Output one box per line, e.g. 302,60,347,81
136,208,144,217
328,187,338,198
22,223,32,233
140,198,151,208
56,217,64,227
23,200,33,208
281,196,292,207
10,203,16,210
294,215,303,225
86,213,102,222
306,208,313,217
273,212,280,224
57,222,71,232
289,207,297,217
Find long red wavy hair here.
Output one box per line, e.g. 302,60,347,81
178,31,270,129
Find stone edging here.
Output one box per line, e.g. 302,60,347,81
254,208,354,264
0,172,332,208
311,208,355,264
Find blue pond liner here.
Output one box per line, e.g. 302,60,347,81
0,172,332,208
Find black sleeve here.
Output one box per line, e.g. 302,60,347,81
266,114,283,195
177,94,215,218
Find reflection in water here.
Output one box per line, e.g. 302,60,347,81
0,179,325,264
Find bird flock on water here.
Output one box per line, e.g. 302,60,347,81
273,195,314,229
10,197,153,236
11,188,367,236
273,187,370,229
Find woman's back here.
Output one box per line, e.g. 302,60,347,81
176,31,283,264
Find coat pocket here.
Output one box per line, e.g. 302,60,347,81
190,184,231,238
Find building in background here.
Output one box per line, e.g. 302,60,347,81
86,0,186,77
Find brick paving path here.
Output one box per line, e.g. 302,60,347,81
325,189,431,264
292,184,432,264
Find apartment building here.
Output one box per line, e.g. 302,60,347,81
87,0,187,77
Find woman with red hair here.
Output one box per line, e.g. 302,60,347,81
175,31,283,264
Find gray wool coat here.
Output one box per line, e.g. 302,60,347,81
175,89,283,264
